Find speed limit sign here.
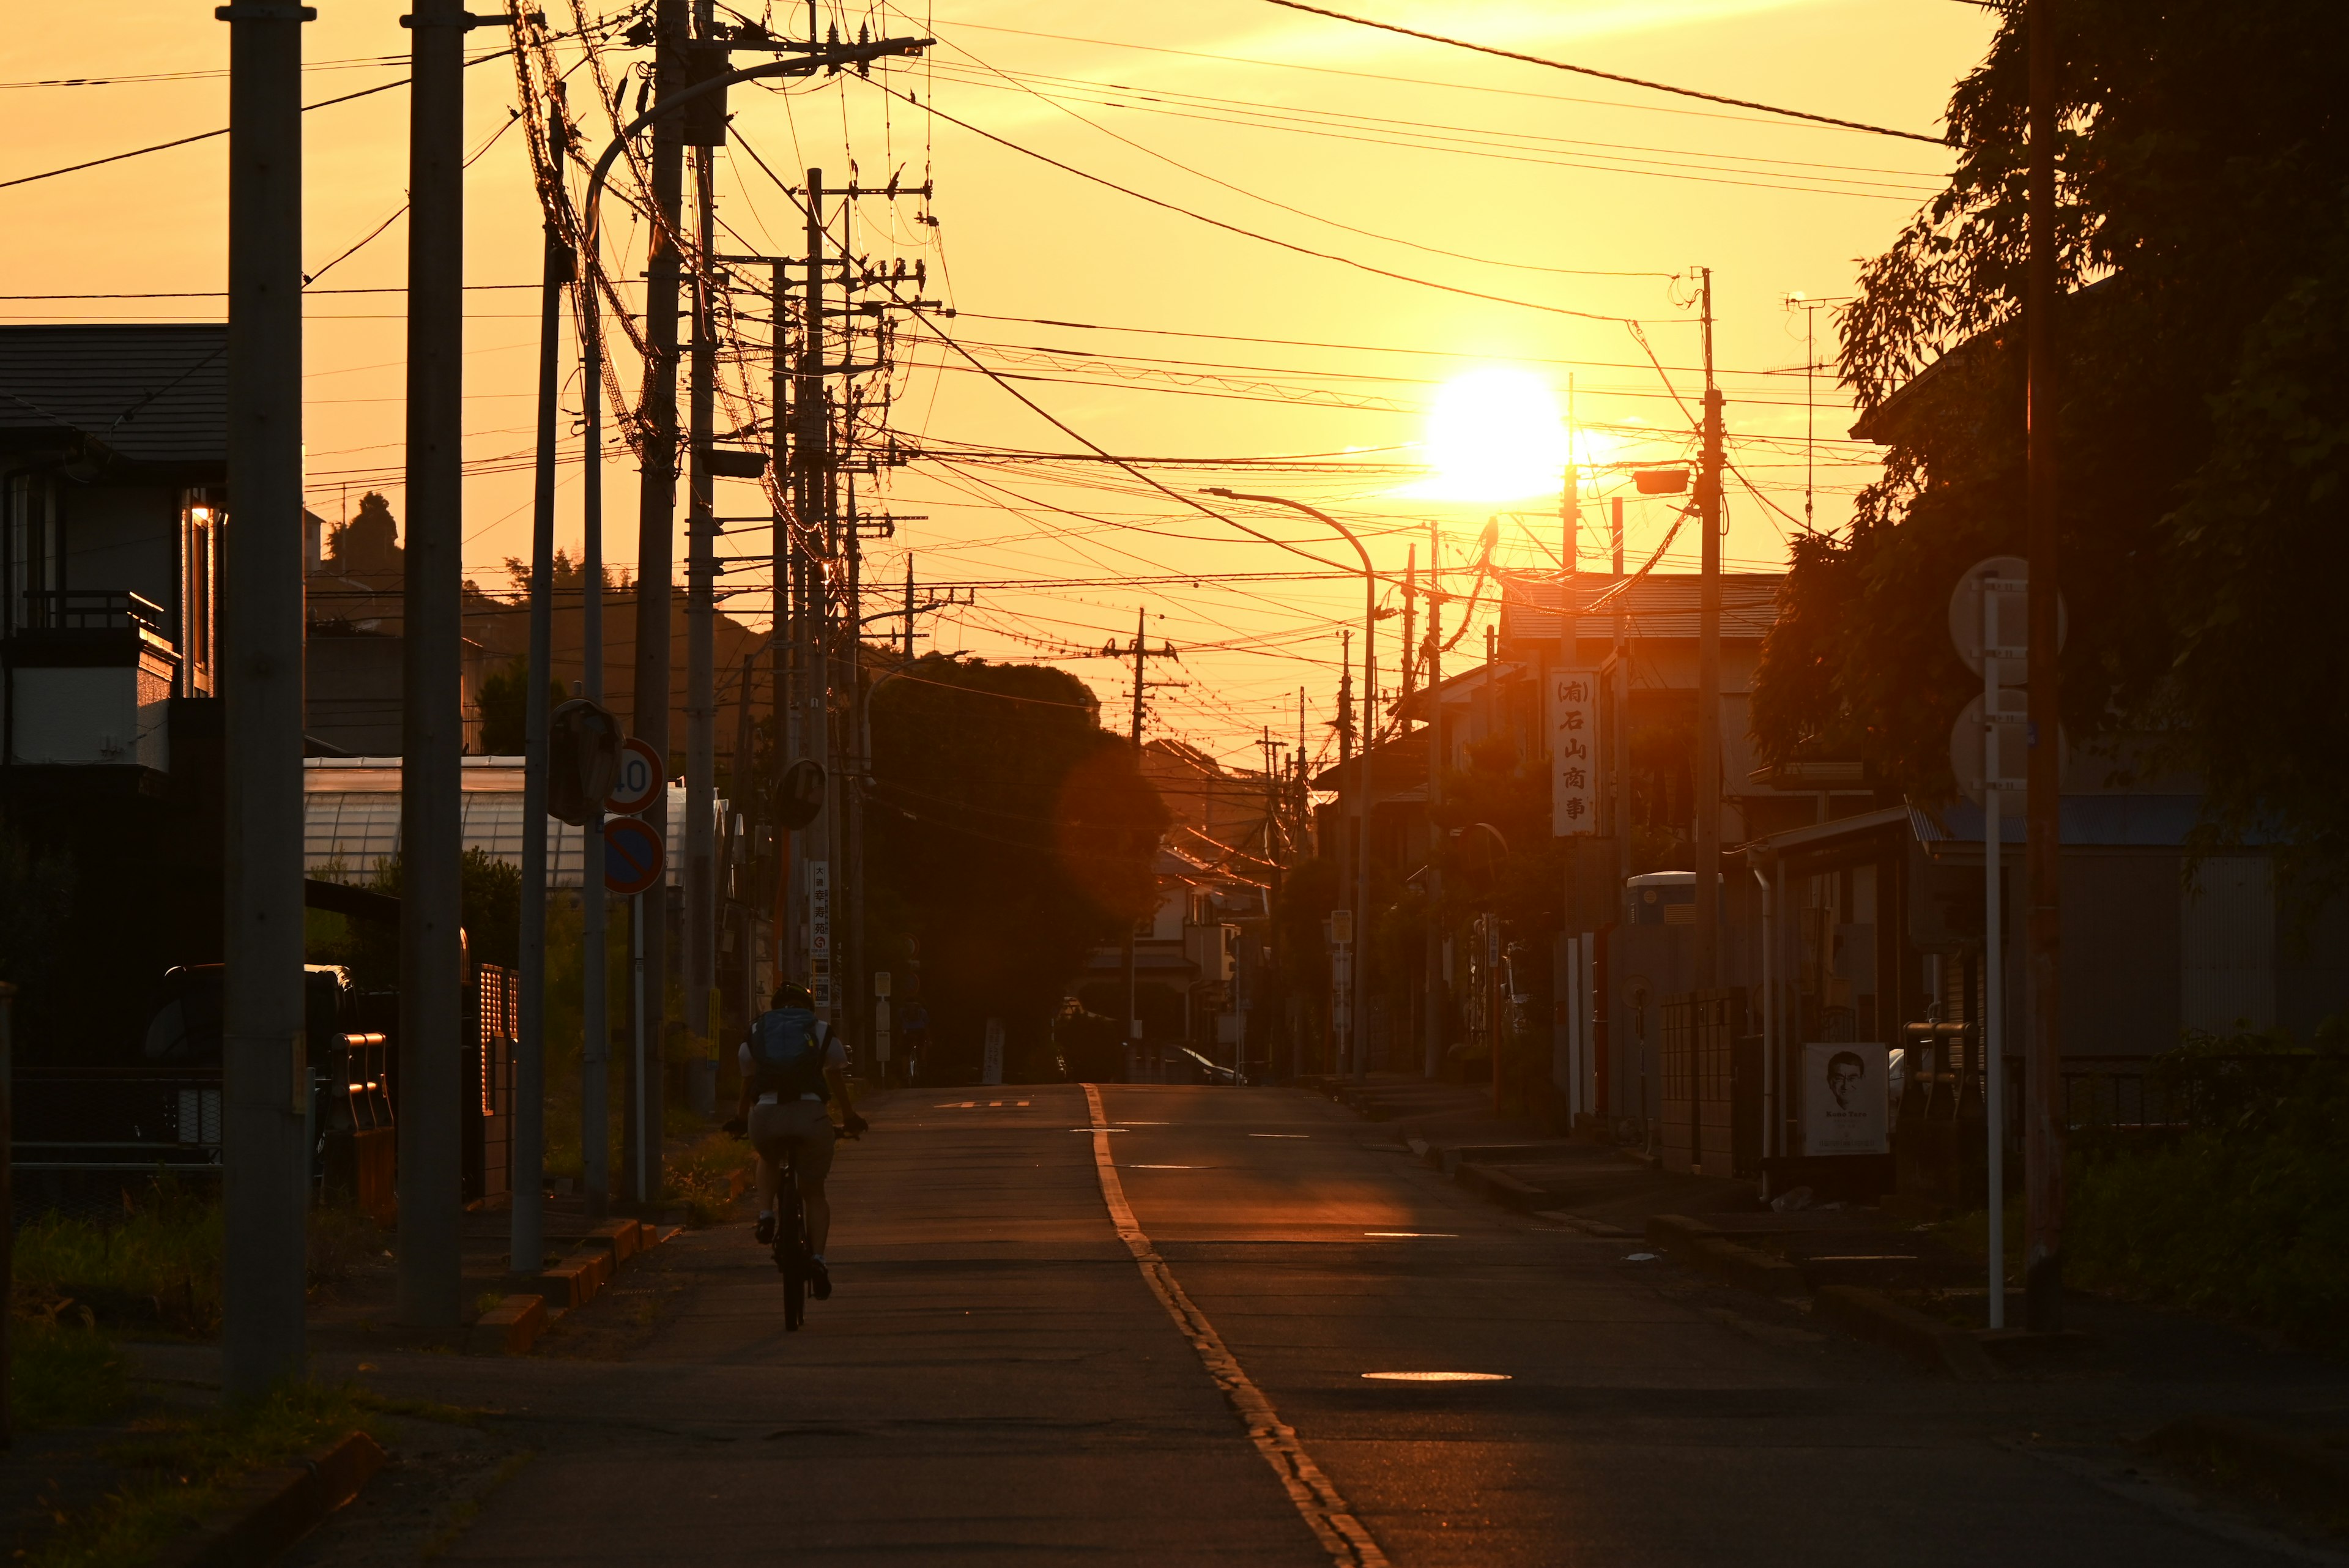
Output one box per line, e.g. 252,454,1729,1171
606,737,664,817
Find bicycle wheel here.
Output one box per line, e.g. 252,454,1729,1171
779,1189,807,1331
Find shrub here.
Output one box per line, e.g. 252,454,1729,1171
2068,1020,2349,1355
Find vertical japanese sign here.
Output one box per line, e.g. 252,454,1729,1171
1551,667,1601,836
809,860,833,1011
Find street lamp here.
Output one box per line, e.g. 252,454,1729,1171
1203,488,1378,1084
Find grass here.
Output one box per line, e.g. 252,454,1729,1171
13,1187,390,1338
664,1129,755,1226
24,1381,377,1568
10,1310,132,1430
13,1183,225,1336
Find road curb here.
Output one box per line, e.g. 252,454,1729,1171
1453,1161,1551,1211
155,1430,387,1568
1815,1284,1998,1381
2146,1414,2349,1523
471,1293,547,1354
1646,1214,1808,1299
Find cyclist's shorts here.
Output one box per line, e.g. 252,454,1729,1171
748,1098,836,1185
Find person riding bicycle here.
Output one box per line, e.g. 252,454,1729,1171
732,982,868,1298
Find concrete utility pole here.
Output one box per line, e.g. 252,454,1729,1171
624,0,688,1205
769,257,791,992
855,479,874,1062
1611,496,1630,928
580,203,611,1222
1126,606,1146,1066
686,116,718,1085
796,169,832,1016
1693,266,1724,989
1423,520,1444,1080
398,0,470,1328
2024,0,2066,1331
218,0,312,1395
514,103,568,1279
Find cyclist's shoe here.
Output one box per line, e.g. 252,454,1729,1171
810,1255,833,1300
754,1213,776,1245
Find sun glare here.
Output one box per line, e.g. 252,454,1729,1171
1414,368,1572,502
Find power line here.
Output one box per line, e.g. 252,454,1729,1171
864,78,1663,327
1255,0,1951,147
0,43,527,192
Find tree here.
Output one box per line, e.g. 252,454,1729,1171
1753,0,2349,890
866,655,1167,1082
325,491,403,577
477,662,563,756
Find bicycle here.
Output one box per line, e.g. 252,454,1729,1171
772,1139,815,1331
734,1120,863,1332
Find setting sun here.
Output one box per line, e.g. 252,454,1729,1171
1414,368,1572,502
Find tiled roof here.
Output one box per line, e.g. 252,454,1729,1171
0,324,228,469
1499,571,1784,642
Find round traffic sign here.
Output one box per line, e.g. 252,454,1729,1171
603,814,666,897
774,758,827,830
1948,689,2066,813
1949,555,2065,686
606,737,664,816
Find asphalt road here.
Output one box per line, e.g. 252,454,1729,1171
292,1083,2323,1566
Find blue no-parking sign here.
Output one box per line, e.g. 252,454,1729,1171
603,814,665,897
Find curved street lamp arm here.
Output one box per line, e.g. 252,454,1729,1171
580,39,932,252
1200,487,1372,578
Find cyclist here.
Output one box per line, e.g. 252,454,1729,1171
733,982,868,1298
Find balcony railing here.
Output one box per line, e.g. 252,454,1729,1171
18,589,171,638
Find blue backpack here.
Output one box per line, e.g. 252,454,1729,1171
749,1007,829,1100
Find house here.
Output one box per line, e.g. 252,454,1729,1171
1315,567,1853,1116
1,325,235,1059
2,325,226,777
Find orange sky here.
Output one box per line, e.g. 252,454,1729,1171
6,2,1992,771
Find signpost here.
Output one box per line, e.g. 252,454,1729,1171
1949,557,2038,1331
603,809,664,1209
809,861,833,1014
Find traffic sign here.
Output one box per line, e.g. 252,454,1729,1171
603,814,666,897
606,737,664,817
549,698,621,826
1950,555,2064,686
775,757,826,830
1948,690,2029,816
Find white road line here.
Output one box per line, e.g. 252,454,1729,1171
1082,1083,1389,1568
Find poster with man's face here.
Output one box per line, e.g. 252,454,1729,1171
1803,1041,1889,1156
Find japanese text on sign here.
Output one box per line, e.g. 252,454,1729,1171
1551,669,1601,836
809,860,833,1011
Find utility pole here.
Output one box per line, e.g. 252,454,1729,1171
1423,520,1444,1081
793,171,831,1017
624,0,689,1207
684,13,719,1090
855,479,874,1067
1611,496,1630,926
580,175,611,1224
903,555,916,661
514,102,569,1281
1693,266,1724,988
2024,0,2066,1332
218,0,311,1395
769,256,792,1001
1108,608,1180,1074
399,0,469,1327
